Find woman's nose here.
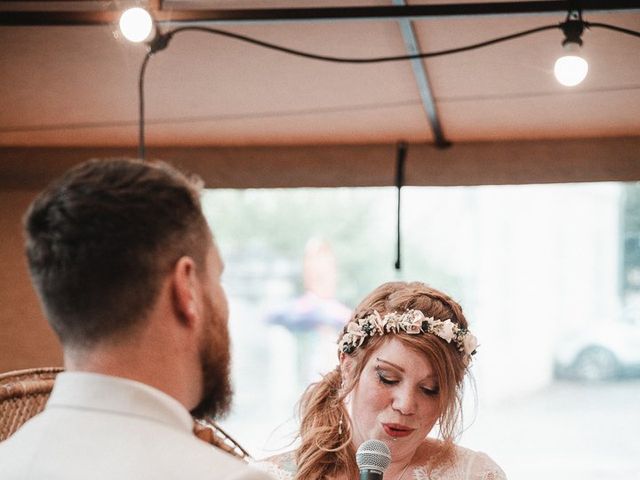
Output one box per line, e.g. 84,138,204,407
391,386,417,416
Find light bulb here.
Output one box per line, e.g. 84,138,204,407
119,7,154,43
554,42,588,87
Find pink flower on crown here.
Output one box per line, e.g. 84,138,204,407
463,333,478,356
404,323,422,334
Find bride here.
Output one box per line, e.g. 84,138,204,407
257,281,506,480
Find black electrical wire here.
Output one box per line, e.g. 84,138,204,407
586,21,640,38
137,21,640,159
137,23,561,159
395,142,407,271
139,53,152,161
155,23,560,63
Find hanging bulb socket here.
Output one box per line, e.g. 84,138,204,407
148,32,172,54
561,19,585,47
560,9,586,47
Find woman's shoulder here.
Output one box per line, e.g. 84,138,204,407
252,450,297,480
451,443,506,479
413,441,507,480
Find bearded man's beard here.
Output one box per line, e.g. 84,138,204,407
190,298,233,420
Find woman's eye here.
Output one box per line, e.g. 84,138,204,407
421,386,440,396
376,372,399,385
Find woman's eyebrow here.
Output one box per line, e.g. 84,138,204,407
376,357,436,381
376,357,404,373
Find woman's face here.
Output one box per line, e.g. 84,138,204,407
344,337,440,462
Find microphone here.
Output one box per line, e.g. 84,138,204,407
356,439,391,480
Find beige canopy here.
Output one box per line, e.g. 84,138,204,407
1,1,639,188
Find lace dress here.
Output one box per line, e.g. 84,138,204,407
254,444,506,480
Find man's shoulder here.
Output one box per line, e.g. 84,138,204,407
0,410,272,480
179,443,273,479
0,437,271,480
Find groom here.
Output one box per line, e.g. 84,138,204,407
0,159,271,480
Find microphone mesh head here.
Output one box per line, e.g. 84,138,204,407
356,439,392,473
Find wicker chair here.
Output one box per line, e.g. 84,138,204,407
0,367,250,460
0,367,62,442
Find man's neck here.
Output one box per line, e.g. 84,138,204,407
63,339,200,413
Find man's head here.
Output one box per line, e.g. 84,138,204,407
25,158,232,418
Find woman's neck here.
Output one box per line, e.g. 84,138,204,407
384,438,444,480
385,461,414,480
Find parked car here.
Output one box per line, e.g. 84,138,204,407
553,322,640,381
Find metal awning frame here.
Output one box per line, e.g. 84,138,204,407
1,1,639,26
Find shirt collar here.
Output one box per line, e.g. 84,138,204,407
46,371,194,433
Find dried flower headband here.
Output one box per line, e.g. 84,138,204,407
338,309,478,362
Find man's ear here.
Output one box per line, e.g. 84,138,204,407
172,256,200,327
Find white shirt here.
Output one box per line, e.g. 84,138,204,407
0,372,272,480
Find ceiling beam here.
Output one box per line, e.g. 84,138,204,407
1,136,639,189
393,0,450,149
1,1,639,27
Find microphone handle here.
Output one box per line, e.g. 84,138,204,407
360,469,383,480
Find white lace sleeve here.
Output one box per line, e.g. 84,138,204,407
465,451,507,480
252,461,293,480
252,451,296,480
413,445,507,480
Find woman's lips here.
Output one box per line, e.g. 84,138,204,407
382,423,415,438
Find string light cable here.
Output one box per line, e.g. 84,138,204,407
137,17,640,159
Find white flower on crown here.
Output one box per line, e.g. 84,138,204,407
383,313,401,333
346,321,362,334
430,319,456,343
359,311,385,335
374,311,387,335
463,333,478,356
406,310,424,323
399,310,423,334
339,322,366,350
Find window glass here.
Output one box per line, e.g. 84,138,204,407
203,182,640,479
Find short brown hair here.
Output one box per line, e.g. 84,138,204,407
25,158,210,348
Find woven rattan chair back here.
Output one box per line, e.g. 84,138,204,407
0,367,250,461
0,367,62,442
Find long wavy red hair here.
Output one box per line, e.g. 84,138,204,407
295,281,471,480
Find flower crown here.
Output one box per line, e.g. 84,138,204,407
338,309,478,361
